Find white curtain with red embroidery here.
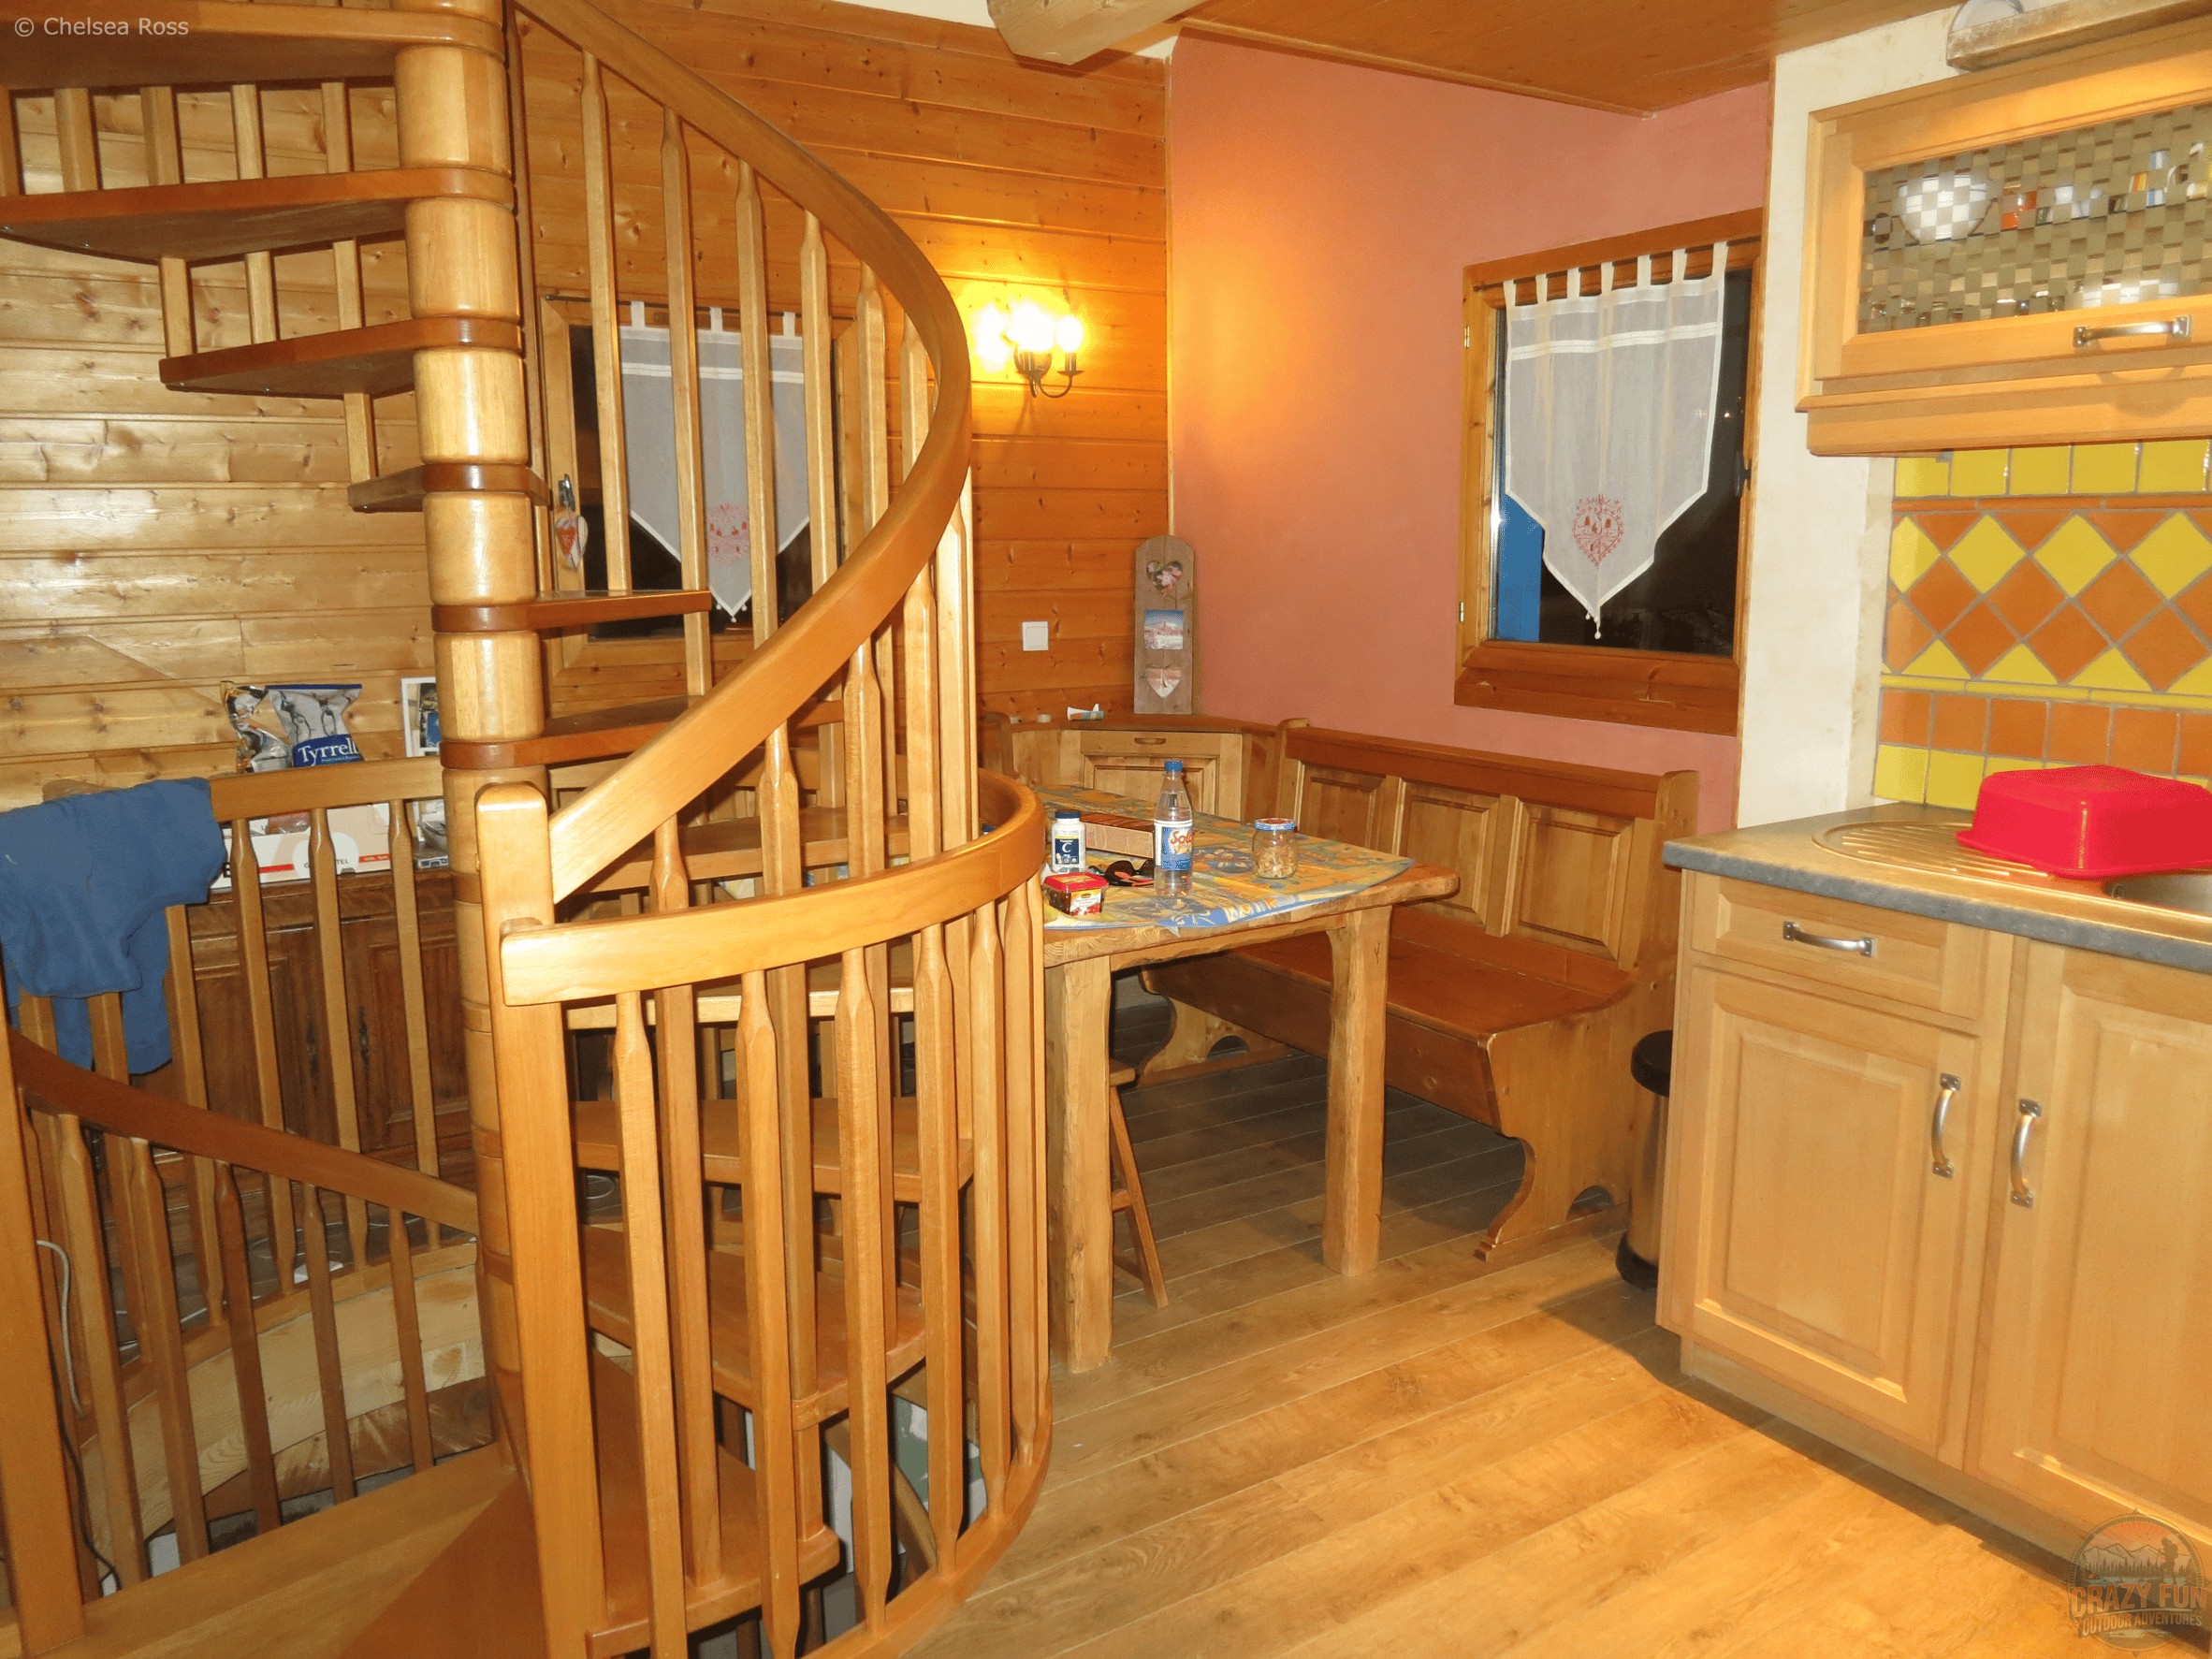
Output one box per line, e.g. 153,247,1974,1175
619,309,810,615
1502,246,1726,634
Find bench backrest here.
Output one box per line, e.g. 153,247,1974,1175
1274,726,1697,977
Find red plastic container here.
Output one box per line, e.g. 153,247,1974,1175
1957,764,2212,879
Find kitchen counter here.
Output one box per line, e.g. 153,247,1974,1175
1666,803,2212,975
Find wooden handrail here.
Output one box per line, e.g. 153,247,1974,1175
206,753,444,821
502,776,1041,1006
517,0,973,903
9,1033,478,1235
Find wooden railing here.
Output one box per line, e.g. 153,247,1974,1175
0,756,482,1651
478,7,1036,1655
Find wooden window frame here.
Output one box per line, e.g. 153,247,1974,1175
1457,208,1766,736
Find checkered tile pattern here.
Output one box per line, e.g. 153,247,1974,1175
1876,443,2212,808
1860,105,2212,331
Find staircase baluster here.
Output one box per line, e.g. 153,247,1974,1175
115,1128,211,1562
580,51,633,589
52,88,97,192
506,8,555,592
229,820,299,1288
322,80,379,485
648,818,723,1580
385,1206,438,1477
211,1162,284,1536
139,86,196,360
610,989,689,1655
0,1007,87,1647
661,109,712,698
1000,880,1047,1452
799,211,844,812
0,88,22,196
308,807,372,1266
386,796,444,1188
967,896,1012,1506
163,906,226,1317
833,948,894,1626
735,968,801,1657
227,84,279,344
298,1183,358,1502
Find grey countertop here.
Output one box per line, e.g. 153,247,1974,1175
1666,804,2212,975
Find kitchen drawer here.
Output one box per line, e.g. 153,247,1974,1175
1688,876,1987,1019
1078,730,1242,817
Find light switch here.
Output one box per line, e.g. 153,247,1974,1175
1021,619,1050,652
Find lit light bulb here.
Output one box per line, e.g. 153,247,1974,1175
1053,313,1084,356
972,302,1008,353
1008,299,1055,355
977,332,1012,373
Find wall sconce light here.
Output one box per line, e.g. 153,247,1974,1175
972,298,1083,398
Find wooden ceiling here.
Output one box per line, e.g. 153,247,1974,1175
1170,0,1944,113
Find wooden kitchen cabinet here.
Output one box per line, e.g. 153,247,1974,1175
1666,963,1991,1453
1799,22,2212,455
1972,943,2212,1554
1666,873,2212,1559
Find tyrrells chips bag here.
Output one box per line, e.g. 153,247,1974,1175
217,682,383,887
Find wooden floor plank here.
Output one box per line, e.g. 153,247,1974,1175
910,1040,2095,1659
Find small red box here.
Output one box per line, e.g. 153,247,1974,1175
1957,764,2212,879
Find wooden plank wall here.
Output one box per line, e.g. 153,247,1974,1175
0,0,1165,808
0,86,426,809
553,0,1170,718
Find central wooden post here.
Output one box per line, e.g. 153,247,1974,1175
392,0,542,1463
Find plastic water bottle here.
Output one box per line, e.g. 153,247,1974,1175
1154,760,1194,896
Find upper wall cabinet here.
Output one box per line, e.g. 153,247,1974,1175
1800,22,2212,456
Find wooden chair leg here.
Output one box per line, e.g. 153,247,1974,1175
1105,1063,1167,1307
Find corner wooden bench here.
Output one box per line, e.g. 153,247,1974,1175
1144,724,1696,1262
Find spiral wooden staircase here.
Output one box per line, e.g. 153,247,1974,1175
0,2,1049,1655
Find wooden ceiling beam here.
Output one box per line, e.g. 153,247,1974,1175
985,0,1199,64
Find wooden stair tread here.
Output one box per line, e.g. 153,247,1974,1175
2,1,502,90
36,1449,517,1659
430,588,712,630
162,316,522,399
437,695,692,771
571,1091,970,1201
0,167,511,263
587,1350,839,1659
562,953,918,1026
352,463,549,515
577,807,914,894
580,1228,928,1431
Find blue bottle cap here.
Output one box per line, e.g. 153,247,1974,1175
1053,807,1080,819
1163,759,1184,772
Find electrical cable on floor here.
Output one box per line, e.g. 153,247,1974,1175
34,1244,119,1589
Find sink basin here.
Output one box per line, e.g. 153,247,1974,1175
2104,871,2212,916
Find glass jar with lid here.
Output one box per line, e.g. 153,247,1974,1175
1251,817,1298,880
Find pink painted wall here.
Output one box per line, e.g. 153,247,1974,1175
1167,40,1773,832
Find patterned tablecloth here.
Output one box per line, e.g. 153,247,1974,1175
1035,784,1413,933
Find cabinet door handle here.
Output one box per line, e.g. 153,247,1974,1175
1134,735,1167,747
2074,315,2190,348
1782,920,1876,957
2009,1098,2043,1207
1929,1073,1960,1178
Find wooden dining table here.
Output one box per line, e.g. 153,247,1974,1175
1043,854,1457,1372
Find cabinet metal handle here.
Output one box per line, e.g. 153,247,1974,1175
1929,1073,1960,1178
2009,1099,2043,1207
1783,920,1876,958
2074,315,2191,348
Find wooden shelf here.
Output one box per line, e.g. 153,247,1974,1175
0,167,511,264
353,462,549,516
430,588,711,632
162,316,522,399
436,695,691,771
2,1,502,90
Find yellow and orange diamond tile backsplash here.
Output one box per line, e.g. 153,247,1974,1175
1879,444,2212,810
